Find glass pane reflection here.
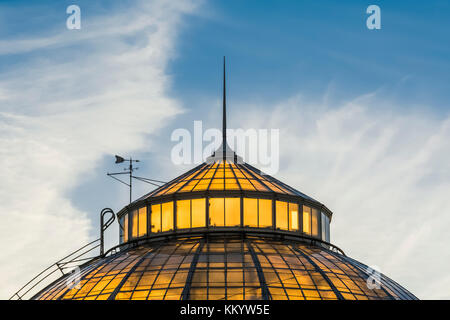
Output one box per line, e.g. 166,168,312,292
36,237,416,301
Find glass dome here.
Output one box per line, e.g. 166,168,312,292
34,235,416,300
20,58,417,301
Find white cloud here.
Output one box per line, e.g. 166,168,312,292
231,94,450,299
0,0,198,299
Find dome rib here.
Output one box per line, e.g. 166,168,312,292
136,160,322,207
34,236,417,300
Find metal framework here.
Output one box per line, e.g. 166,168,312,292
31,235,417,300
14,58,418,301
10,208,117,300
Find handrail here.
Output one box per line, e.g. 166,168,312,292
104,228,346,257
10,207,117,300
9,239,101,300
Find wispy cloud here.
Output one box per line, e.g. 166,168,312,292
231,94,450,299
0,0,198,299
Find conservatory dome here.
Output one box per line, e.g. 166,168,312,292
21,58,416,301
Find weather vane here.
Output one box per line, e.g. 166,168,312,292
107,155,165,204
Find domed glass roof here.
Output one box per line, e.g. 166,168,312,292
34,236,416,300
140,161,314,199
13,59,417,301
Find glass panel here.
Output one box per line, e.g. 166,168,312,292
325,216,330,242
275,201,288,230
209,178,224,190
209,198,224,227
303,206,311,235
123,214,128,242
151,204,161,233
132,210,138,238
225,198,240,227
321,212,326,241
244,198,258,227
119,216,124,243
289,203,299,231
138,207,147,237
162,202,174,232
192,199,206,228
176,200,191,229
259,199,272,228
312,208,319,237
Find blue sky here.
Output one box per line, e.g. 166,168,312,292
168,0,450,112
1,0,450,299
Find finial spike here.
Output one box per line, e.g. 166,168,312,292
222,56,226,155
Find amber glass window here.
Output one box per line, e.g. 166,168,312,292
151,204,161,233
289,203,299,231
321,212,330,242
176,199,206,229
312,208,319,237
138,207,147,237
121,214,128,243
132,210,138,238
275,201,288,230
177,200,191,229
259,199,272,227
191,199,206,228
209,198,224,227
162,202,174,232
243,198,273,228
209,197,240,227
243,198,258,227
303,206,311,235
225,198,240,227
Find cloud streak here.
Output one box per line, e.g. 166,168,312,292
0,0,198,299
231,94,450,299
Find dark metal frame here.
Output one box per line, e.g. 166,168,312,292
29,234,417,301
120,192,333,247
10,207,117,300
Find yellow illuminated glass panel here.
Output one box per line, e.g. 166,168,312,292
303,206,311,235
289,203,299,231
209,198,224,227
225,179,240,190
123,214,128,242
312,208,319,237
132,210,138,238
138,207,147,237
244,198,258,227
193,179,211,191
259,199,272,227
162,202,174,232
37,236,414,301
192,199,206,228
225,198,241,226
177,200,191,229
276,201,288,230
151,204,161,233
210,178,224,190
232,167,245,178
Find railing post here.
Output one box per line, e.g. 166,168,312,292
100,212,104,256
100,208,116,256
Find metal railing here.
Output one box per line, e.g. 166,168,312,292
9,239,101,300
9,208,116,300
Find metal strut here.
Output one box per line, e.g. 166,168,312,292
10,207,118,300
100,208,116,256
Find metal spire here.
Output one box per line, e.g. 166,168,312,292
222,56,227,155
